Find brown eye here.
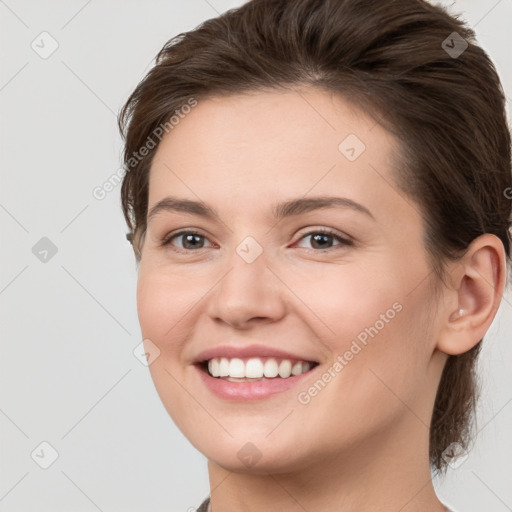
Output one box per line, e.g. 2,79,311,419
162,231,212,251
295,229,352,250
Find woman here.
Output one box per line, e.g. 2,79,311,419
118,0,511,510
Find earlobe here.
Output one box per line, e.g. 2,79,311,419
437,234,507,356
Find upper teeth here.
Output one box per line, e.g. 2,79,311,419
207,357,313,379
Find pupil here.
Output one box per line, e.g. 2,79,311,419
312,233,331,249
184,234,203,249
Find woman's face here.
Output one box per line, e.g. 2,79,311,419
137,88,447,474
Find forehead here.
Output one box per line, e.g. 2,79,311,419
147,87,402,214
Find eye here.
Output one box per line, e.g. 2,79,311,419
294,229,352,251
161,230,213,251
160,228,352,253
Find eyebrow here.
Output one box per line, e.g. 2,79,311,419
147,195,375,223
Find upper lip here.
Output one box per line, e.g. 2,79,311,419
192,344,320,364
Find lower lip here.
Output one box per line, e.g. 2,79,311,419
195,364,317,401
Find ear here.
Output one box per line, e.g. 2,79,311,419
436,234,507,355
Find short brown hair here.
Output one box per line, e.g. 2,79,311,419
118,0,512,471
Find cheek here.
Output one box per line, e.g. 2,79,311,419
136,263,202,346
287,258,433,404
283,259,404,349
135,267,206,431
290,299,432,453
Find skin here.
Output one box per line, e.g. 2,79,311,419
135,87,506,511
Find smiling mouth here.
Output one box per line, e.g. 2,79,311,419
197,357,320,381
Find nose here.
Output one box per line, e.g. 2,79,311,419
206,243,287,330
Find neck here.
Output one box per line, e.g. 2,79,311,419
206,415,446,512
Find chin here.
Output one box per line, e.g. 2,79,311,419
186,426,315,475
207,447,307,475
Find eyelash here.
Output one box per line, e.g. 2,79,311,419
159,228,353,253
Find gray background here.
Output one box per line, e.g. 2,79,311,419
1,0,511,510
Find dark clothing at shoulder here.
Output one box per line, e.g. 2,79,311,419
197,496,210,512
